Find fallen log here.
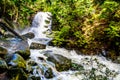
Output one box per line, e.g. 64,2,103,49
0,18,24,40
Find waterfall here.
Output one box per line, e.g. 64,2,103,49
25,12,120,80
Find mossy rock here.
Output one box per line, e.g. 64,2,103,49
22,32,35,39
5,54,26,69
0,58,8,73
30,42,46,49
70,63,84,71
13,40,30,60
15,49,30,60
45,53,72,72
44,68,54,79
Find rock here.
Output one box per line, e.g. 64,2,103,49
5,54,26,69
70,63,84,71
0,38,30,60
27,59,54,79
5,54,28,80
0,58,8,73
45,53,72,72
15,49,30,60
44,68,54,79
30,42,46,49
0,46,8,58
11,40,30,60
22,32,35,39
0,39,11,48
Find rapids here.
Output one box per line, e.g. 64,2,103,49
22,12,120,80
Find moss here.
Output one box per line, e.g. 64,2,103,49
15,49,30,60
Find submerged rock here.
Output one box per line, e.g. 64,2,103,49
30,42,46,49
45,53,71,72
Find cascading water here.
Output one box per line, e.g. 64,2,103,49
25,12,120,80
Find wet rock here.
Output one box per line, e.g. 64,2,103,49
15,49,30,60
0,38,30,59
70,63,84,71
45,53,72,72
30,42,46,49
44,68,54,79
5,54,28,80
0,39,11,48
26,60,37,72
12,40,30,60
0,59,8,73
0,46,8,58
5,54,26,69
22,32,35,39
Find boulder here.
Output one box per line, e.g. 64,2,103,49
0,38,30,60
44,53,72,72
5,54,26,69
10,40,30,60
30,42,46,49
5,54,28,80
22,32,35,39
15,49,30,60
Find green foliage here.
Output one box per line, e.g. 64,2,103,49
99,0,119,19
43,0,93,48
105,21,120,39
1,0,120,57
40,0,120,56
0,0,40,27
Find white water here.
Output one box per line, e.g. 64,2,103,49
26,12,120,80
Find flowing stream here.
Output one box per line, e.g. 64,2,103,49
21,12,120,80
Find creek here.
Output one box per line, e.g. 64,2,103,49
0,12,120,80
